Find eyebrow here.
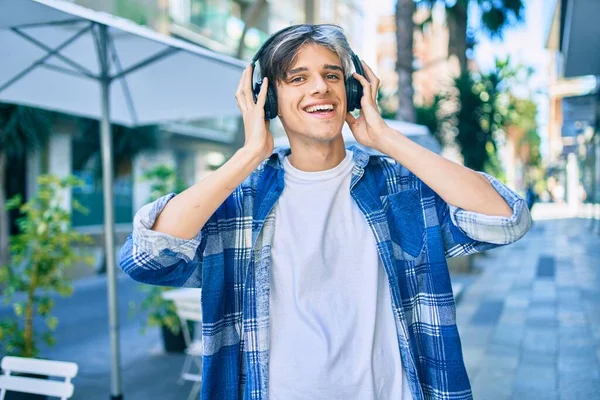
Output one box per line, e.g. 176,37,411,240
286,64,344,75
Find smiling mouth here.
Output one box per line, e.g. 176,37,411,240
303,104,336,117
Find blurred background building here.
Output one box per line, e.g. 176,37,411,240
5,0,381,277
4,0,599,279
545,0,600,213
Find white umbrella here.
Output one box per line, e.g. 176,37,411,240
274,119,442,154
0,0,245,397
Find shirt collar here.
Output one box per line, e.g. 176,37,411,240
266,144,372,171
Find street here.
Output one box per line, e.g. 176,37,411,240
459,210,600,399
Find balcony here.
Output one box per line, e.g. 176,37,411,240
168,0,268,58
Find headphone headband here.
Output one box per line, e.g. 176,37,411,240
251,25,298,65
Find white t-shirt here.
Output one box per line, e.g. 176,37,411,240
268,150,414,400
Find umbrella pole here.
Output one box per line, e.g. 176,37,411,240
98,23,123,400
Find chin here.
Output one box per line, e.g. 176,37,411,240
304,130,343,144
284,117,344,144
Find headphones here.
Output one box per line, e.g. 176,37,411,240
251,25,366,120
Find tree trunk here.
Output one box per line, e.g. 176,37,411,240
24,276,36,358
395,0,416,123
447,1,469,73
0,151,8,268
236,0,268,59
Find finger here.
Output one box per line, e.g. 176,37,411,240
236,66,250,111
353,72,374,106
361,61,380,100
361,60,377,82
255,77,269,109
236,65,248,94
235,95,247,113
244,64,256,106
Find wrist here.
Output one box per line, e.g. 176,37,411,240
237,146,270,167
373,126,400,153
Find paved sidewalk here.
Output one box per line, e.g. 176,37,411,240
456,215,600,400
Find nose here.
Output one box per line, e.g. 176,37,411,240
310,73,329,95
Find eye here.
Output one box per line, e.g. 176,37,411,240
290,76,305,83
326,74,341,80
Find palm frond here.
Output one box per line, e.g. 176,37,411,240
0,104,51,159
478,0,525,38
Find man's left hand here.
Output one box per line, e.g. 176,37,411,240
345,61,395,153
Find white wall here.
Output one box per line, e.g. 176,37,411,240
25,151,41,200
48,133,72,212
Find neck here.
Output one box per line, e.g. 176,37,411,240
287,134,347,172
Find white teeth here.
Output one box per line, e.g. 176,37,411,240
305,104,334,113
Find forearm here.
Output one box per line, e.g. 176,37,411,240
152,147,265,239
379,128,513,217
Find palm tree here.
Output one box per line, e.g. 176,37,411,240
395,0,417,123
0,104,51,267
236,0,268,59
416,0,525,73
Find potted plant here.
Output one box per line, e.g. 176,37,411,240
0,175,93,399
129,164,192,352
134,285,190,352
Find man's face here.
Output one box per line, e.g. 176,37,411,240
276,44,347,144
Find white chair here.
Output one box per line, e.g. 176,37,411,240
162,288,203,400
0,356,78,400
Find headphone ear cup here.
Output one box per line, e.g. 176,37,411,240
265,83,278,120
250,66,277,120
345,79,359,113
346,54,365,112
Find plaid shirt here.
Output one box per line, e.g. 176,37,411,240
119,145,531,400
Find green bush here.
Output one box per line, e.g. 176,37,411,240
0,175,93,357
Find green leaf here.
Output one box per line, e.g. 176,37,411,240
12,302,24,317
56,285,73,297
46,316,58,331
5,194,23,211
42,332,55,347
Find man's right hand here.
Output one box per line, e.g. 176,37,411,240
235,65,274,161
150,68,274,240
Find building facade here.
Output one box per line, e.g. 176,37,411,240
10,0,375,276
545,0,600,214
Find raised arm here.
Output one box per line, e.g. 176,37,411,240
154,67,274,239
119,66,274,287
347,61,531,257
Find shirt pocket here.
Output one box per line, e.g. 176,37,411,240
381,189,426,261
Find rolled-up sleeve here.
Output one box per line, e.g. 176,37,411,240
118,193,204,288
448,172,532,245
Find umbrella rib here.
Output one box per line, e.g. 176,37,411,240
108,33,138,125
0,24,95,94
40,63,97,81
11,18,83,30
11,24,96,78
110,47,179,81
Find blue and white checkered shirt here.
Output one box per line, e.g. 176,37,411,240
119,145,531,400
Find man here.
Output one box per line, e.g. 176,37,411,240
119,24,531,400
